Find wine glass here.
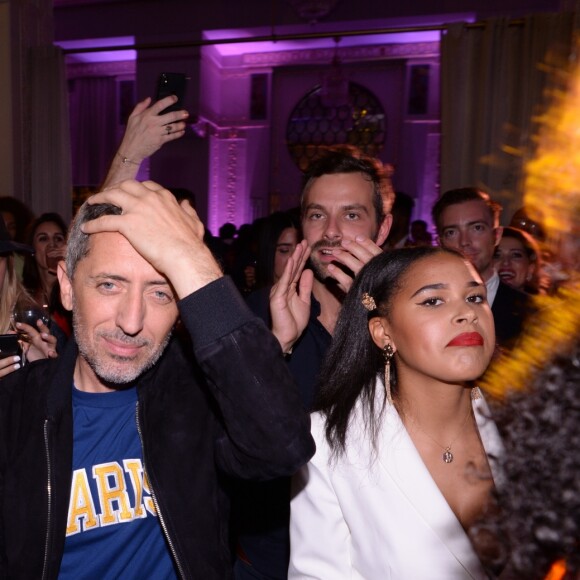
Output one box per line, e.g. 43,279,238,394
12,307,50,329
46,253,62,275
10,300,51,367
11,296,50,343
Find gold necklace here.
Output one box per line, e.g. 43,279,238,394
414,401,474,464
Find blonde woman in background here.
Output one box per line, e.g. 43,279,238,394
0,217,57,378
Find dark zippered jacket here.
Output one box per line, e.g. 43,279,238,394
0,277,314,579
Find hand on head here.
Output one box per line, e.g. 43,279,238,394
83,180,223,298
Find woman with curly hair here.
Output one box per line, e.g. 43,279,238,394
290,246,501,578
474,334,580,578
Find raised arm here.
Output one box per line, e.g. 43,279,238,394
179,276,315,478
269,240,313,354
102,96,189,189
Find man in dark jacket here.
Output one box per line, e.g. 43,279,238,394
233,147,395,579
0,180,314,579
432,187,530,348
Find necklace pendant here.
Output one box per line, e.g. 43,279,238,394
442,448,454,463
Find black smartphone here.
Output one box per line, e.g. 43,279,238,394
0,334,21,359
155,72,188,115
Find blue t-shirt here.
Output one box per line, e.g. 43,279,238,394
59,386,177,579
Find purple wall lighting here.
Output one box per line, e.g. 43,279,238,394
55,36,136,64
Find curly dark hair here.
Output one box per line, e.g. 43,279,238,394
474,340,580,578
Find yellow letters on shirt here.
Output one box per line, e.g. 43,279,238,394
66,469,98,535
123,459,146,519
142,470,157,516
65,459,156,536
94,462,134,526
123,459,157,518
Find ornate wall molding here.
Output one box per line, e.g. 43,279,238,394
208,134,220,235
66,59,135,78
208,134,248,234
225,140,239,224
242,41,439,67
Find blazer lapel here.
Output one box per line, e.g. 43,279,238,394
376,396,488,579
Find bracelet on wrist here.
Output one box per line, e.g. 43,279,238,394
118,152,140,166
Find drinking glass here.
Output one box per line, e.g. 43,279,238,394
46,254,62,274
13,307,50,329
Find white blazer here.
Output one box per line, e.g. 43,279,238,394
289,387,503,580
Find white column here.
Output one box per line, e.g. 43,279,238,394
208,128,248,235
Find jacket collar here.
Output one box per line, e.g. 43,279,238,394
375,389,500,578
45,339,78,419
44,335,180,418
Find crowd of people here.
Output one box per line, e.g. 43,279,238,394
0,89,577,580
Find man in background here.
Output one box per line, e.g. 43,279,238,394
234,146,394,579
432,187,530,347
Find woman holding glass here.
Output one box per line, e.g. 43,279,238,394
22,212,71,343
0,217,57,378
289,247,501,579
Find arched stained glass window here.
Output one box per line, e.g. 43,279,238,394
286,82,386,171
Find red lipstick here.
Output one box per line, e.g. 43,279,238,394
447,332,484,347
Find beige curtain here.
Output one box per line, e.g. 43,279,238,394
441,13,576,223
29,45,73,223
